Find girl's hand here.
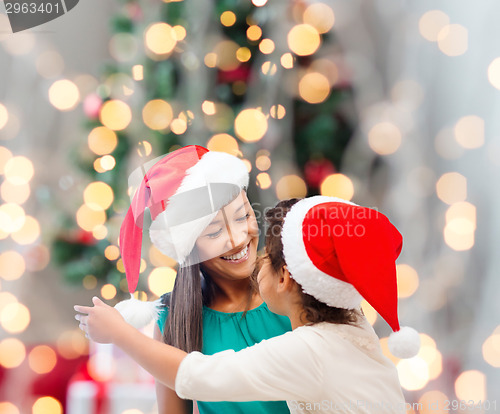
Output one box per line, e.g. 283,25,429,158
74,296,126,344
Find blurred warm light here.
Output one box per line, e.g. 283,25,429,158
122,410,144,414
241,159,252,173
84,182,114,211
247,25,262,41
299,72,330,104
288,24,321,56
234,109,268,142
303,3,335,34
396,264,419,298
437,24,468,56
148,267,177,297
83,274,98,290
92,225,108,240
220,11,236,27
76,205,106,232
446,202,476,228
256,155,271,171
0,146,12,173
434,127,464,160
252,0,267,6
320,174,354,200
11,216,41,245
93,158,106,173
101,155,117,171
144,22,177,55
4,156,34,185
436,172,467,205
0,292,18,312
380,337,400,366
0,250,25,280
280,53,294,69
482,333,500,367
256,173,272,190
488,57,500,90
100,100,132,131
204,52,217,68
117,259,126,273
213,40,240,71
0,302,30,333
276,175,307,200
444,221,474,251
0,402,19,414
270,104,286,119
32,396,63,414
0,338,26,368
29,345,57,374
368,122,402,155
149,245,178,268
259,39,275,54
418,390,448,414
101,284,117,300
142,99,173,130
25,244,50,272
1,180,30,205
202,101,216,115
104,245,120,261
88,127,118,155
419,10,450,42
56,330,88,359
236,47,251,63
173,25,187,41
0,103,8,130
454,115,484,149
397,357,429,391
262,62,277,76
361,300,377,325
137,141,152,157
49,79,80,111
0,203,26,233
132,64,144,81
207,134,239,155
455,370,486,402
171,118,188,135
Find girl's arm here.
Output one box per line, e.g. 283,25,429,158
75,296,186,389
153,324,193,414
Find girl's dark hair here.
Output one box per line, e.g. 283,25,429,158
265,198,359,326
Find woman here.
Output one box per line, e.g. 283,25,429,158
116,145,291,414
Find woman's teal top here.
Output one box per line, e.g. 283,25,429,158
157,301,292,414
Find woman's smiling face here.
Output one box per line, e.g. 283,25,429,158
196,191,259,281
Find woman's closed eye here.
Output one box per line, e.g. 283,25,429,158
206,228,222,239
236,212,250,222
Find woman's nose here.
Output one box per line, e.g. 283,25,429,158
223,222,248,250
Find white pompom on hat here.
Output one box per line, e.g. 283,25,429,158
281,196,420,359
115,145,249,329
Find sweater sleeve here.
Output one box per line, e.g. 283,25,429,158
175,329,323,402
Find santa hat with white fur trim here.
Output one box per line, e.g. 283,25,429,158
281,196,420,359
115,145,249,328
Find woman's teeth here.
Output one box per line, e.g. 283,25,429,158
222,245,248,261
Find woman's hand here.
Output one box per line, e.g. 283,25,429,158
74,296,126,344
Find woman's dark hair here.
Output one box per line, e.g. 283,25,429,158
162,245,256,352
265,198,359,326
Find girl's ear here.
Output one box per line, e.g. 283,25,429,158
277,265,294,293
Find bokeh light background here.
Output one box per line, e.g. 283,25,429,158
0,0,499,413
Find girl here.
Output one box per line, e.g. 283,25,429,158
113,145,291,414
76,196,420,414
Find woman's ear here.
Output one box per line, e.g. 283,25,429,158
277,265,294,293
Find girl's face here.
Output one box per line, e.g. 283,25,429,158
196,191,259,281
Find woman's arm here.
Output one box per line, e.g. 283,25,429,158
75,296,186,389
153,324,193,414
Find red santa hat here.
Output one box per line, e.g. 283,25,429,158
116,145,249,328
281,196,420,359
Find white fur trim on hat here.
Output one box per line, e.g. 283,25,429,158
149,151,249,264
281,196,363,309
